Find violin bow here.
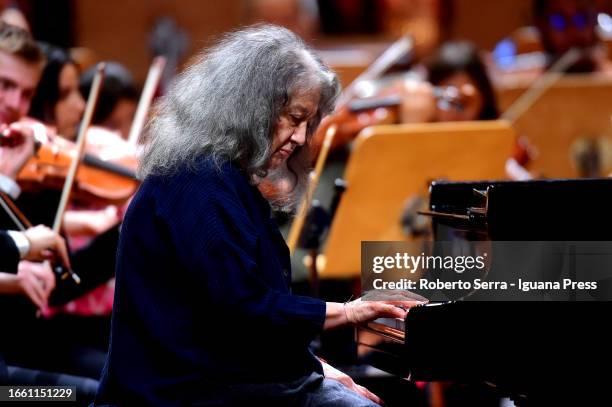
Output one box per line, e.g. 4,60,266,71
0,64,105,284
47,63,105,283
287,36,414,254
127,56,166,147
335,36,413,109
501,48,581,123
52,62,105,234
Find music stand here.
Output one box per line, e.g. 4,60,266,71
319,120,516,279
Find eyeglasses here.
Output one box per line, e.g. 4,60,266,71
548,12,593,32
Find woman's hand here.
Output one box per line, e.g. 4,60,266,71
324,295,426,330
320,360,382,405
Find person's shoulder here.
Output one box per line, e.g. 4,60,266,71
139,158,249,207
139,159,256,233
193,157,243,180
190,158,249,195
139,158,227,189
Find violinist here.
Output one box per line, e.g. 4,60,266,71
370,41,500,125
0,22,105,402
25,42,122,369
28,43,122,239
494,0,612,79
427,42,534,178
29,42,85,141
94,25,424,407
0,22,71,276
80,62,138,140
309,40,501,153
0,121,97,404
425,41,499,122
534,0,611,73
0,24,119,287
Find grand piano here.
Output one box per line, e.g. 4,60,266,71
357,179,612,404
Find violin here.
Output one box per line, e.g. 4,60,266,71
311,77,470,154
17,124,138,205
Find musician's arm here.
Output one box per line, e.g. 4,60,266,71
0,226,70,271
324,302,351,329
0,230,22,273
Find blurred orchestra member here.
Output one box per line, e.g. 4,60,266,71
426,41,499,122
0,22,107,402
0,0,28,32
29,43,86,141
534,0,612,72
94,25,424,407
80,62,138,140
28,43,121,239
390,41,498,124
0,20,48,211
25,43,120,354
0,21,42,128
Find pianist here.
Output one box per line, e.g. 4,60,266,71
94,25,423,407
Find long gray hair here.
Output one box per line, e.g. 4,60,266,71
139,24,340,212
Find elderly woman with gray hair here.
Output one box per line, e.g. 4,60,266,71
94,25,422,407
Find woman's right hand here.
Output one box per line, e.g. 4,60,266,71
343,297,418,324
324,295,426,330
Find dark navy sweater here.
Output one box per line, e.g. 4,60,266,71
94,160,326,406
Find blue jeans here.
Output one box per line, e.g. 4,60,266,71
91,373,380,406
300,377,380,407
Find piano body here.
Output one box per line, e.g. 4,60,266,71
357,179,612,403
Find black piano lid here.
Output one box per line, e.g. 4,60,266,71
429,178,612,240
359,179,612,403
